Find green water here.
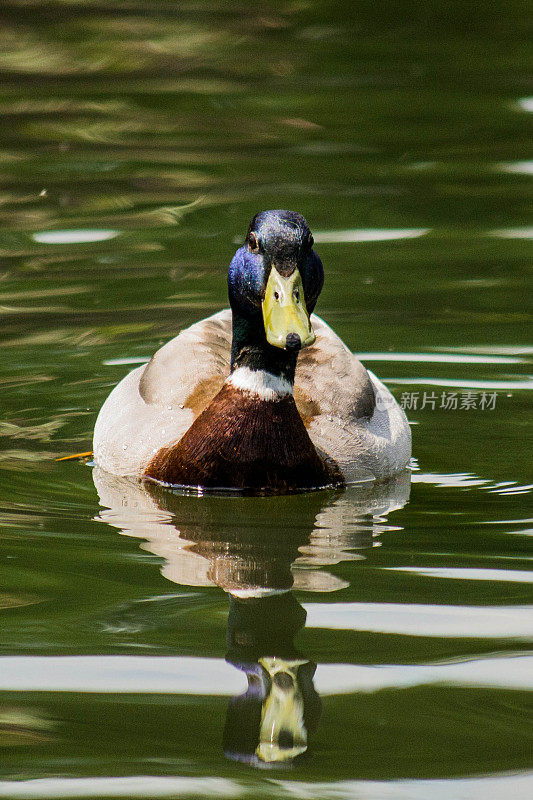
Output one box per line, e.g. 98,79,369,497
0,1,532,797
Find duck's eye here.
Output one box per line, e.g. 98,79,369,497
294,289,300,302
274,291,280,300
248,232,259,253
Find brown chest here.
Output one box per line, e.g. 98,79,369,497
144,384,343,492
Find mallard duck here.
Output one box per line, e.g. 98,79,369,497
93,210,411,491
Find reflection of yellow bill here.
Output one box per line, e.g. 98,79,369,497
262,266,315,350
256,656,308,763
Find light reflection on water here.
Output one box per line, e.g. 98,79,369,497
31,230,120,244
1,651,532,694
517,97,533,112
304,602,533,638
490,226,533,239
356,352,525,363
387,377,533,389
384,567,533,582
313,229,429,243
0,773,531,799
500,160,533,175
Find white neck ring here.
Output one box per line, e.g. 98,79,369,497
225,367,293,401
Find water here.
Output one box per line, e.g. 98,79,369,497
0,1,531,796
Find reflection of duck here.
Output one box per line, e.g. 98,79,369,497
94,210,411,490
94,469,409,765
94,467,410,595
224,593,320,765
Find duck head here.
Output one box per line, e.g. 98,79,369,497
228,210,323,382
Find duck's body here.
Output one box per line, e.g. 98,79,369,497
93,210,411,490
93,310,411,486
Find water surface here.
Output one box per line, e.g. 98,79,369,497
0,1,531,797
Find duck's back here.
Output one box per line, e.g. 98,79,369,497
293,317,411,482
93,309,410,482
93,311,231,476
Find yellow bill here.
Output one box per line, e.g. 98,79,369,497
262,266,315,350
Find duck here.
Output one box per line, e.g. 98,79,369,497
93,209,411,491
